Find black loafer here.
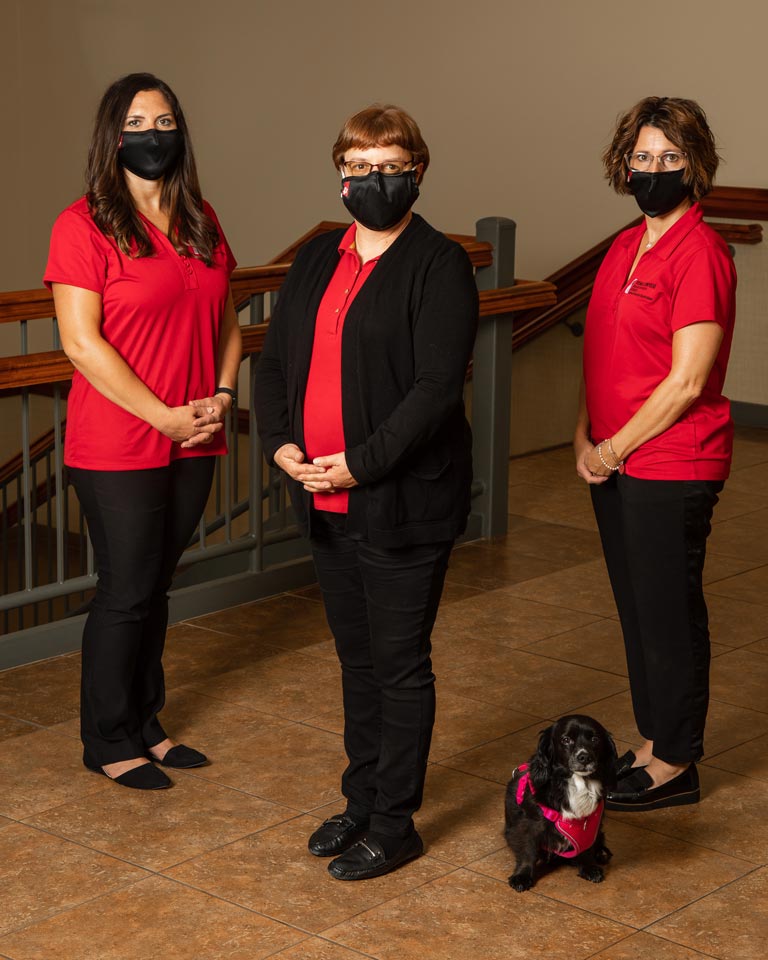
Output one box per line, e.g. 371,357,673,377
149,744,208,769
616,749,640,779
308,813,369,857
328,830,424,880
605,763,699,811
84,755,171,790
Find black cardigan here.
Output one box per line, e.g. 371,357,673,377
253,214,479,547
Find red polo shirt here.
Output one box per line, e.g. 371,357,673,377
303,224,379,512
44,197,236,470
584,203,737,480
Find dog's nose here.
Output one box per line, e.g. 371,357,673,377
575,749,591,764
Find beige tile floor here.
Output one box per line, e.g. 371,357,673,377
1,429,767,959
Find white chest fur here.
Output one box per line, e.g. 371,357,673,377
563,773,602,819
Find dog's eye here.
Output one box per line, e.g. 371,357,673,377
591,735,600,744
560,736,573,746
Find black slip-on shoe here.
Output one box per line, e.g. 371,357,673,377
605,763,699,811
616,749,640,779
84,755,171,790
149,744,208,769
308,813,369,857
328,830,424,880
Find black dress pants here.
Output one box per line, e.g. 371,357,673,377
591,473,723,764
69,457,215,765
311,510,453,838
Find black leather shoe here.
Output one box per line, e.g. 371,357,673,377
605,763,699,811
83,755,171,790
308,813,369,857
328,830,424,880
149,744,208,769
616,749,639,779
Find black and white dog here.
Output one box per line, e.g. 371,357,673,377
504,715,616,892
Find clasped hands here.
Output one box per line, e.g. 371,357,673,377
274,443,358,493
160,394,232,448
574,435,619,485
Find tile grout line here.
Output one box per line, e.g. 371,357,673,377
309,865,467,940
0,875,152,942
582,929,719,960
637,862,765,932
158,865,469,945
703,728,768,763
601,813,765,868
17,797,316,874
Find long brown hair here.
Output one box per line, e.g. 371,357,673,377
86,73,219,264
602,97,720,201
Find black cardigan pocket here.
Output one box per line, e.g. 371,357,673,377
396,458,455,525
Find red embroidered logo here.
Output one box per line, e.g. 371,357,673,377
341,183,350,198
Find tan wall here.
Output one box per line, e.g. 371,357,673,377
721,223,768,406
2,0,768,461
2,0,768,293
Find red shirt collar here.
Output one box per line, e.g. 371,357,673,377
627,202,704,261
337,222,384,263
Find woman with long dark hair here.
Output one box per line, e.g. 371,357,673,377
45,73,241,790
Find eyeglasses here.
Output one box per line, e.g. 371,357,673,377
625,151,686,172
341,158,415,177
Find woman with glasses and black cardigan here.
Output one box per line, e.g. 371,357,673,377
254,104,478,880
575,97,736,812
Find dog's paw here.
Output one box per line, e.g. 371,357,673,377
578,865,605,884
508,871,534,892
594,844,613,865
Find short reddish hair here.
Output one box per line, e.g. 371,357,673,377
603,96,720,201
332,103,430,175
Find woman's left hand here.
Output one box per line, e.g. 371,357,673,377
575,436,611,484
179,395,231,448
308,452,358,492
583,444,614,479
189,394,231,425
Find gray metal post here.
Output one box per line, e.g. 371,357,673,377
471,217,517,539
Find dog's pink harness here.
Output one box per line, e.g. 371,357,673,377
515,763,604,859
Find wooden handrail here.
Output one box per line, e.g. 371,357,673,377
0,426,59,486
700,186,768,220
0,282,557,392
0,228,494,326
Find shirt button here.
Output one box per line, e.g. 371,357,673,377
335,308,339,313
345,288,350,294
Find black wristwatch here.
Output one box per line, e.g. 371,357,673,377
215,386,237,403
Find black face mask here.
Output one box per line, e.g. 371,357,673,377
341,169,419,231
626,168,690,218
118,129,183,181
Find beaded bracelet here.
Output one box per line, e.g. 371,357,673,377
596,441,622,472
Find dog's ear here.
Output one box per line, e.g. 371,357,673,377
529,725,555,790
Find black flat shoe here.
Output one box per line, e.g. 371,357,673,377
605,763,699,811
308,813,369,858
83,755,171,790
148,744,208,769
616,749,642,779
328,830,424,881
